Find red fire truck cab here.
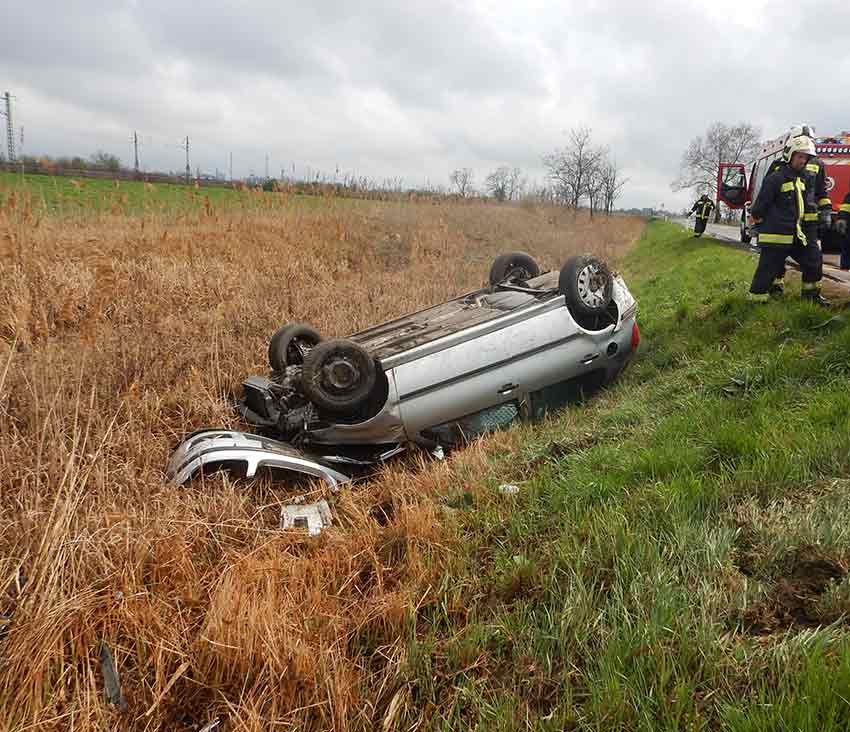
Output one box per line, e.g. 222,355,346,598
717,132,850,252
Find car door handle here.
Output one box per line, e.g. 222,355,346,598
582,353,600,365
498,383,519,395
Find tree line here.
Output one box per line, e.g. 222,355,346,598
449,127,628,215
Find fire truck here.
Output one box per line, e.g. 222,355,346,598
717,132,850,252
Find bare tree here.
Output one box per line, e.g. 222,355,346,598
484,166,509,201
507,167,526,201
672,121,761,222
543,127,607,209
90,150,122,172
449,168,474,197
601,159,629,215
585,161,607,218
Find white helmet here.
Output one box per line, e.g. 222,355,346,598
782,128,816,162
789,123,816,138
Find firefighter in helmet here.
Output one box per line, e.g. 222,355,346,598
688,194,715,237
761,124,831,297
747,130,829,305
835,187,850,270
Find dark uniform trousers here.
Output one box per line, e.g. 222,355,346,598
839,194,850,270
750,236,822,296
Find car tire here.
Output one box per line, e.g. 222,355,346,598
559,255,614,319
268,323,323,372
300,339,377,414
489,252,540,285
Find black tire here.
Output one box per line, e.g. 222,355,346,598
300,339,377,414
558,255,614,319
268,323,322,372
488,252,540,285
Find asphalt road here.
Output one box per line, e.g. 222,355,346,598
673,217,744,245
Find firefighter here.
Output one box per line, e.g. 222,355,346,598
835,188,850,270
688,194,715,237
762,124,831,296
748,132,830,305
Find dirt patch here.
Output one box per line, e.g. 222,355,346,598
742,544,847,635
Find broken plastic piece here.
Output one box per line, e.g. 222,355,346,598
281,499,333,535
167,430,351,489
432,445,445,460
498,484,520,495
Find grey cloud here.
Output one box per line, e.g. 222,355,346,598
2,1,847,207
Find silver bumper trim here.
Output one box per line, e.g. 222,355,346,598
166,430,351,489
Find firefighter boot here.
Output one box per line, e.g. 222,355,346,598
801,286,831,308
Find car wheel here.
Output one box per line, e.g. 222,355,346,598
268,323,322,372
300,339,377,414
559,255,614,319
489,252,540,285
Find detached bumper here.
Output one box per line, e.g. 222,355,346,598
166,430,351,488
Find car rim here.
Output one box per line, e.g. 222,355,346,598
323,357,359,392
577,264,607,308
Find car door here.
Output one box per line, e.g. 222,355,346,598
717,163,748,208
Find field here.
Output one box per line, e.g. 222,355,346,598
0,171,316,215
5,183,850,731
0,185,643,731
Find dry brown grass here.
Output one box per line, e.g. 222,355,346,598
0,194,643,731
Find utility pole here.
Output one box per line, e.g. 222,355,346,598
229,151,233,182
133,131,140,174
182,136,191,184
265,153,269,180
2,92,15,163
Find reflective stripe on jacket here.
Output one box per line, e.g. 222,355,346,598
690,198,715,219
750,162,806,245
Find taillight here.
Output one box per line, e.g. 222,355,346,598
631,321,640,351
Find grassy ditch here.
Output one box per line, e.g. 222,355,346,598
404,222,850,730
4,216,850,731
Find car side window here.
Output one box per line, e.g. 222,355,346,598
530,372,606,419
424,401,520,445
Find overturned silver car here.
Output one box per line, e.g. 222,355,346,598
167,252,639,487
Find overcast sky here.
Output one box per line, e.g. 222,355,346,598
2,0,849,209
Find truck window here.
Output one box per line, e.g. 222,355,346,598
722,167,746,189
